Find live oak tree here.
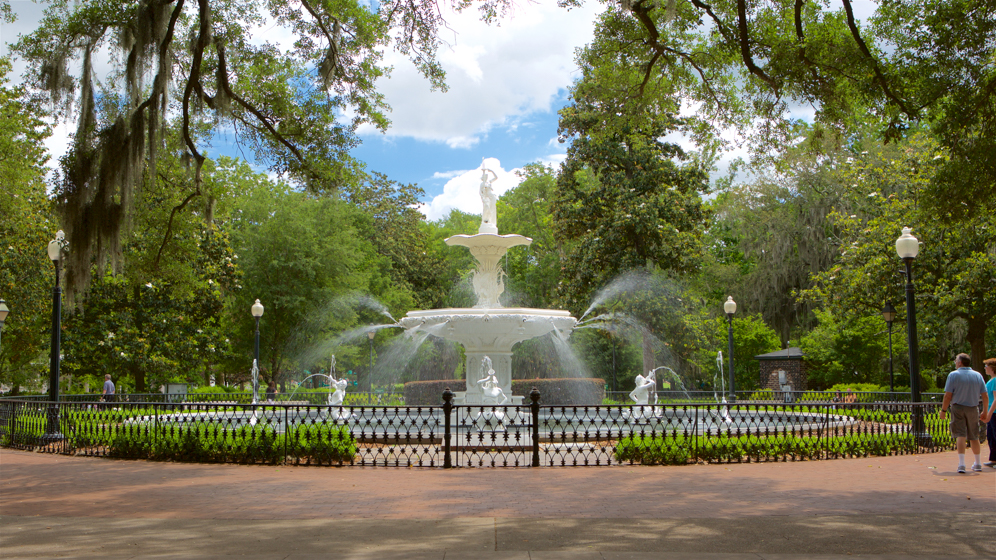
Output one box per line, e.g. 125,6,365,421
567,0,996,220
800,133,996,378
700,122,905,344
11,0,512,300
553,102,710,313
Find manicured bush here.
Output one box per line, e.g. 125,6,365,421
615,431,919,465
284,423,357,465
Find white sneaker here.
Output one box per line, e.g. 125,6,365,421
972,464,983,472
957,465,966,473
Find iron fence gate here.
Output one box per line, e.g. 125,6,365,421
0,393,956,467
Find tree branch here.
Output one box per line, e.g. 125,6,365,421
841,0,915,119
215,44,307,165
153,182,200,270
181,0,210,177
736,0,779,92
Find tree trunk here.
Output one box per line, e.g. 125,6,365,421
132,363,147,393
967,317,987,370
132,285,146,392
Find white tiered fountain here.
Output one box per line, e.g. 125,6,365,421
398,163,577,405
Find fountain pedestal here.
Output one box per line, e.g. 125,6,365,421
398,161,578,401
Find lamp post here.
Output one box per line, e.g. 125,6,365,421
724,296,737,402
251,299,264,400
45,231,66,441
896,227,928,444
881,302,897,393
367,330,375,394
0,299,9,357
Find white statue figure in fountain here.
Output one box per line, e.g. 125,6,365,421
624,369,658,422
479,164,499,234
474,356,510,431
326,356,353,421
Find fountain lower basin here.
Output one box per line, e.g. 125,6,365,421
398,308,578,404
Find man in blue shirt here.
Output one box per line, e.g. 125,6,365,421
939,353,989,473
102,374,115,405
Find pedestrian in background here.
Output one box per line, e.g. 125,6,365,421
101,374,115,407
939,353,989,473
983,357,996,468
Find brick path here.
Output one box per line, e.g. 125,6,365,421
1,449,992,519
1,449,994,559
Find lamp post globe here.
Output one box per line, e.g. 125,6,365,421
895,227,919,259
46,231,66,440
895,227,928,444
881,302,897,393
724,296,737,402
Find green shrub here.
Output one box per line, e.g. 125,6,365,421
284,423,357,465
615,431,920,465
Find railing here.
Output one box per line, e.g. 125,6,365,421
5,390,944,407
603,390,945,404
0,392,955,467
0,391,405,406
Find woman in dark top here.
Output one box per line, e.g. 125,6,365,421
265,380,277,403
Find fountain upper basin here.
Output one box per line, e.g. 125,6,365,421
399,308,577,349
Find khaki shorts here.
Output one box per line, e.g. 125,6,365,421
949,404,980,440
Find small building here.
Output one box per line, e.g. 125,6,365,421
756,348,806,399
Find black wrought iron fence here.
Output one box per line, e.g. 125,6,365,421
603,390,945,404
0,391,406,406
0,393,957,467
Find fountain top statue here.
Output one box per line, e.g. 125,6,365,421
479,164,499,234
444,160,533,309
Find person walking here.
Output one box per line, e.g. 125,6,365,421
101,374,115,406
939,353,989,473
983,357,996,468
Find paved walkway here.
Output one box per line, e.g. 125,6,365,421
1,449,994,559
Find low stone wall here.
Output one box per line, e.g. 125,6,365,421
404,378,606,407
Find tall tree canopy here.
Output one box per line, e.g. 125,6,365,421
11,0,509,299
568,0,996,217
0,58,55,392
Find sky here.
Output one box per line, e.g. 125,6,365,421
1,1,879,222
0,0,604,221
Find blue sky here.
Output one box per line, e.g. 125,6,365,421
1,0,601,220
352,90,567,196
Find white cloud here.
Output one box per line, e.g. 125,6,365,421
360,1,604,146
420,157,523,220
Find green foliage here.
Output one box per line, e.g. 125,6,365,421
60,222,240,393
0,58,56,393
11,0,494,296
800,133,996,377
685,313,781,392
616,432,917,465
553,119,710,313
800,310,907,390
222,165,394,384
498,163,562,309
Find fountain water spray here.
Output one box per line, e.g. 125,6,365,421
250,359,260,405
